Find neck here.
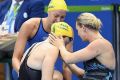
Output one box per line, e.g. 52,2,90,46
88,31,103,42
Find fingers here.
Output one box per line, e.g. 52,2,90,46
49,35,55,45
59,35,63,39
49,33,57,46
49,34,55,41
49,40,55,46
51,32,57,39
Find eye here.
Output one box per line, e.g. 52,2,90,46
54,15,59,18
61,16,65,19
63,37,73,43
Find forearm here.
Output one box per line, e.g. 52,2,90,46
12,49,23,73
63,60,84,78
68,64,85,77
12,57,20,73
63,64,72,80
59,45,72,63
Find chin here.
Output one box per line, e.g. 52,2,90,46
82,39,85,41
82,38,87,41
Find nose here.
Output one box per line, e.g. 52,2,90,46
56,17,61,22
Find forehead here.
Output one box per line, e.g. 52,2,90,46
49,10,66,16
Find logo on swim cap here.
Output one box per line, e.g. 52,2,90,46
51,22,73,38
48,0,68,12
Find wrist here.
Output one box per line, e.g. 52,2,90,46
59,45,65,50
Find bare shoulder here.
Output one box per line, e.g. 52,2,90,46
97,38,113,48
47,43,58,51
16,18,41,39
22,18,41,28
36,42,59,53
89,38,113,51
19,18,41,34
43,43,59,55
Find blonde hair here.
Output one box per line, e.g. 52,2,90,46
77,13,102,30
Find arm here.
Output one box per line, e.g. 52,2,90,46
49,34,101,64
59,40,101,64
42,46,59,80
62,40,85,78
62,40,73,80
67,64,85,78
12,18,37,73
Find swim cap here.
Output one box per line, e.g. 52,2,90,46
51,22,73,38
48,0,68,12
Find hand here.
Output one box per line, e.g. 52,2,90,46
49,33,65,48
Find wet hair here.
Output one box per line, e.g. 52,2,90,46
76,13,102,31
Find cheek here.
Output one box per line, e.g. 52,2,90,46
50,17,56,23
78,29,84,37
78,31,81,36
78,29,81,34
49,14,56,21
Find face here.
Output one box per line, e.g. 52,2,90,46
76,22,87,41
48,10,66,25
63,37,72,45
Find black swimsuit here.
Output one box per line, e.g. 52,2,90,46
82,58,114,80
19,44,42,80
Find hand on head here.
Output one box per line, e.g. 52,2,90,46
49,21,73,48
49,33,65,48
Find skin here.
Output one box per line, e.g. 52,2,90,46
53,70,63,80
20,38,59,80
12,10,73,80
64,64,85,77
49,22,116,76
19,37,71,80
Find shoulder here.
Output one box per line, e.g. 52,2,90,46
95,38,112,47
19,18,41,32
36,42,59,55
88,38,113,51
45,43,59,54
47,44,59,56
23,18,41,27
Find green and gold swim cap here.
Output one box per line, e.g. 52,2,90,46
48,0,68,12
51,22,73,38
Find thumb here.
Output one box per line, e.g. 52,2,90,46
59,35,63,39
